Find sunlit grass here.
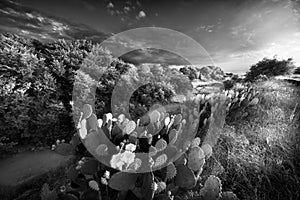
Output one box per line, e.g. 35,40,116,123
214,79,300,200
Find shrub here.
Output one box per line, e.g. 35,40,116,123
294,66,300,74
245,57,296,82
179,66,198,80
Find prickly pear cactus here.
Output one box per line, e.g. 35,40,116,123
175,164,197,189
187,146,205,172
199,175,222,200
166,162,177,180
108,171,138,191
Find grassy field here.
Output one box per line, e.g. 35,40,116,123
213,79,300,200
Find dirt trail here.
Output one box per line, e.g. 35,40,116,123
0,150,74,186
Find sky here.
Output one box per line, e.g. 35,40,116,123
6,0,300,73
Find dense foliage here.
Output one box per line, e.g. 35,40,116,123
294,66,300,74
245,57,296,82
0,33,189,153
179,66,198,80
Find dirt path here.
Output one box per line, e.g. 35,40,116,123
0,149,74,186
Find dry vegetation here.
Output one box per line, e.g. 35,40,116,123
213,79,300,200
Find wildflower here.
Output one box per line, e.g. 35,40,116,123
125,143,136,152
110,153,124,170
110,151,136,170
104,170,110,179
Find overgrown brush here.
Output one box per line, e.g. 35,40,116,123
214,79,300,200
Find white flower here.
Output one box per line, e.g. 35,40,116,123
125,143,136,152
153,182,158,191
104,170,110,179
110,153,125,171
110,151,136,171
121,151,135,167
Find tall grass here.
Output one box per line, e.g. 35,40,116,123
214,79,300,200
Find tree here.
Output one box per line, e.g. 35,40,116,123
179,66,198,80
294,67,300,75
245,57,296,82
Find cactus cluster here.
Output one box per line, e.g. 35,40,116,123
224,85,260,112
42,87,240,200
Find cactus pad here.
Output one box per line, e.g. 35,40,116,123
168,129,178,145
155,182,167,194
141,172,155,200
149,110,161,123
108,172,138,191
201,143,213,159
88,180,99,191
175,164,197,189
155,138,168,151
200,175,222,200
166,162,177,180
188,146,205,171
123,120,136,135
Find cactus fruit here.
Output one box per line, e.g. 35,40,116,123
201,143,213,159
88,180,100,191
123,120,136,135
200,175,222,200
155,138,168,151
188,146,205,171
82,104,93,119
155,182,167,194
108,172,138,191
175,164,197,189
166,162,177,180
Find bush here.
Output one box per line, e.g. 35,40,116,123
294,67,300,74
223,79,235,90
245,57,296,82
179,66,198,80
